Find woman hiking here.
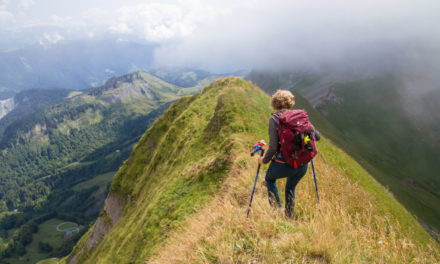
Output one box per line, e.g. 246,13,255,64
258,90,320,219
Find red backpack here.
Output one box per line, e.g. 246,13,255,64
277,110,318,168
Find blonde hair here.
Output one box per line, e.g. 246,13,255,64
271,90,295,110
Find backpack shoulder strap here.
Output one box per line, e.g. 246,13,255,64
271,112,281,125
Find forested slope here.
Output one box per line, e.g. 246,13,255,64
0,71,206,262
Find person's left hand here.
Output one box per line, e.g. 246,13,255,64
258,156,264,165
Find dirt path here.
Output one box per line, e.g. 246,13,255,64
56,222,79,232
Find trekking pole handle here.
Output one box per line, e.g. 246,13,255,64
246,142,266,218
250,140,266,157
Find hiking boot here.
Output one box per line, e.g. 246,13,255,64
285,205,295,219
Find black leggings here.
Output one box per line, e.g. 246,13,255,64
265,161,308,211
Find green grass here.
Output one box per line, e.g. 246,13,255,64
36,258,60,264
4,219,71,264
315,76,440,231
72,171,115,198
65,78,272,263
141,79,439,263
317,138,432,245
147,133,439,262
1,71,221,264
0,71,193,213
63,78,439,264
56,222,78,232
251,72,440,235
263,86,434,244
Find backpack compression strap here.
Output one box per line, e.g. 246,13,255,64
271,112,288,165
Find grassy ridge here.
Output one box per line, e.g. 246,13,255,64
66,78,272,263
316,76,440,232
0,71,204,262
64,78,438,264
291,92,433,243
248,72,440,238
149,136,439,263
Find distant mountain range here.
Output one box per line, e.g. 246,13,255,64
0,70,218,262
0,39,156,98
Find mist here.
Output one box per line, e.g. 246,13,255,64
152,0,440,77
1,0,439,93
155,0,440,123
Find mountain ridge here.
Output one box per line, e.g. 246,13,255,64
0,71,209,263
0,88,72,141
0,39,156,98
62,77,439,264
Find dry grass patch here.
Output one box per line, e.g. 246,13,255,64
147,147,439,263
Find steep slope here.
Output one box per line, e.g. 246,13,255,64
0,71,204,263
0,88,72,140
64,78,439,264
246,71,355,107
0,72,183,212
248,71,440,238
315,76,440,234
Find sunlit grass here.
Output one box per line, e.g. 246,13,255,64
149,138,439,263
64,78,439,264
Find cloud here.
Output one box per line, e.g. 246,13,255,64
39,32,64,48
108,2,216,42
45,32,64,43
1,0,439,75
0,0,10,8
109,22,132,34
0,1,220,44
152,0,440,73
49,15,86,30
19,0,34,9
0,10,13,25
0,0,13,25
0,0,228,46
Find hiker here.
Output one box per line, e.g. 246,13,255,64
258,90,320,219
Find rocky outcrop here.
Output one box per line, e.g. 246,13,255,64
67,191,128,264
325,86,344,104
87,72,160,103
0,98,16,120
99,79,156,103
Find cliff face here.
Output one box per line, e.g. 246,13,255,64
87,71,184,103
0,98,15,119
65,77,439,264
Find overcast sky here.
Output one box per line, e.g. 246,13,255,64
1,0,439,72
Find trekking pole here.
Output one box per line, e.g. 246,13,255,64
311,159,320,203
246,163,261,218
247,141,266,218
